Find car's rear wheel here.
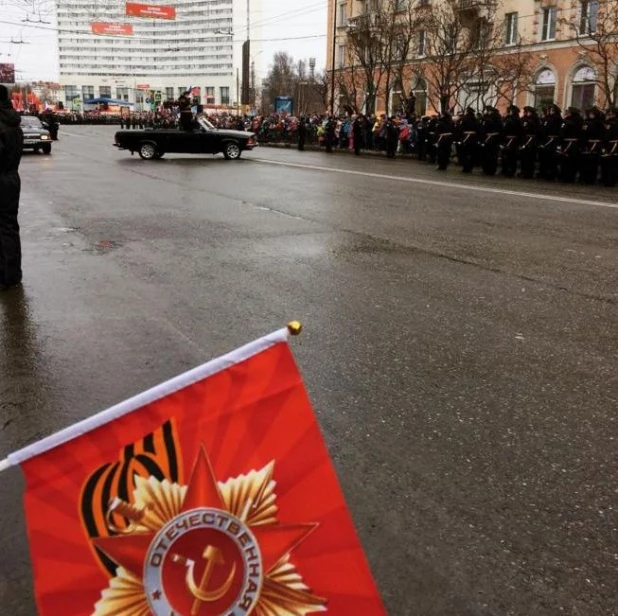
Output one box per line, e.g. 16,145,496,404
42,144,52,155
223,141,241,160
138,142,157,160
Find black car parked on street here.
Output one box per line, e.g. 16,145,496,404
113,116,257,160
21,115,53,154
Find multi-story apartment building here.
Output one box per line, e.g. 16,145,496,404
56,0,261,109
327,0,616,115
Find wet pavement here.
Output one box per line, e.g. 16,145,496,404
1,126,617,615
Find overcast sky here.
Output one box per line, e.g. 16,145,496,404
0,0,327,82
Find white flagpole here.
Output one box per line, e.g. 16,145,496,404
0,323,301,473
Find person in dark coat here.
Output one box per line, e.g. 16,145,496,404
352,115,364,155
479,106,502,175
385,117,398,158
520,106,539,179
0,85,23,290
501,105,523,177
538,104,562,180
435,111,454,170
178,91,193,131
558,107,584,183
601,107,618,187
580,106,605,184
324,116,335,153
457,107,478,173
297,116,306,151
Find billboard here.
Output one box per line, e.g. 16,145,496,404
0,63,15,84
275,96,293,115
91,22,134,36
125,3,176,19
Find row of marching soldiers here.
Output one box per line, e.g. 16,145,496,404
427,105,618,187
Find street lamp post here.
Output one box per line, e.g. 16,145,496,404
330,0,337,115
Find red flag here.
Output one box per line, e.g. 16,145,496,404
6,328,386,615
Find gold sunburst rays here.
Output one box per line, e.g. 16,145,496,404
131,476,187,532
93,568,150,616
255,557,328,616
219,461,278,526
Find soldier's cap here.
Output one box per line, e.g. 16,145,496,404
483,105,495,113
523,106,536,113
0,85,8,101
465,106,475,114
549,103,561,113
508,105,520,114
567,106,580,115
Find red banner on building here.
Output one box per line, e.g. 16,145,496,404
7,327,386,616
91,22,134,36
126,2,176,19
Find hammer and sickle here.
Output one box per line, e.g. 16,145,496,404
173,545,236,615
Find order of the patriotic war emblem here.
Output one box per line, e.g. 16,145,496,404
80,422,326,616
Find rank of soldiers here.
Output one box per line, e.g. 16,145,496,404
416,105,618,187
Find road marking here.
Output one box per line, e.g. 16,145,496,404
250,158,618,211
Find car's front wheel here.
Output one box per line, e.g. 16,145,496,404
223,141,241,160
41,144,52,155
138,142,157,160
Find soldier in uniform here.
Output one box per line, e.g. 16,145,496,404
385,116,399,159
352,114,364,155
501,105,523,177
600,107,618,187
479,106,502,176
558,107,584,183
435,111,455,170
456,107,479,173
537,104,562,181
178,91,193,131
426,115,438,164
580,106,605,184
520,106,539,179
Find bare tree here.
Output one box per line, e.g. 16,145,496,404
562,0,618,107
412,0,474,112
492,42,536,107
311,69,331,113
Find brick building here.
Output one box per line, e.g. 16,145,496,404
327,0,617,115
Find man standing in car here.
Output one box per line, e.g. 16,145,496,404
0,85,23,291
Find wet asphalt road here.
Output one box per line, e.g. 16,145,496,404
0,126,617,615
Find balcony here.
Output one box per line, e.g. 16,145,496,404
347,12,379,32
458,0,494,25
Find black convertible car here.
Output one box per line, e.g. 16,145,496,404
113,116,256,160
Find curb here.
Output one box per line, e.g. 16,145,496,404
259,142,416,159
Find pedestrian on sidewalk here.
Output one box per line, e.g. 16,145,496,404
0,85,23,291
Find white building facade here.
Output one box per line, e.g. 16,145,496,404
55,0,259,109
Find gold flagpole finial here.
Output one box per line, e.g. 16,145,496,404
287,321,303,336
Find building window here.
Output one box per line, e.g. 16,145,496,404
571,65,595,110
541,7,557,41
178,87,186,97
99,85,111,98
411,76,427,116
505,12,518,45
205,86,215,104
417,30,426,56
472,19,490,48
396,0,407,11
337,44,346,68
165,87,174,101
338,2,347,26
116,87,129,101
64,85,79,101
220,86,230,105
579,0,598,35
82,85,94,101
533,68,556,110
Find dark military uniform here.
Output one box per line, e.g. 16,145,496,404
479,106,502,176
385,117,399,159
178,92,193,131
0,86,23,289
580,107,605,184
538,105,562,181
501,105,523,177
601,108,618,187
426,116,438,164
457,107,478,173
352,116,364,156
435,112,454,170
520,106,539,179
558,107,584,183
